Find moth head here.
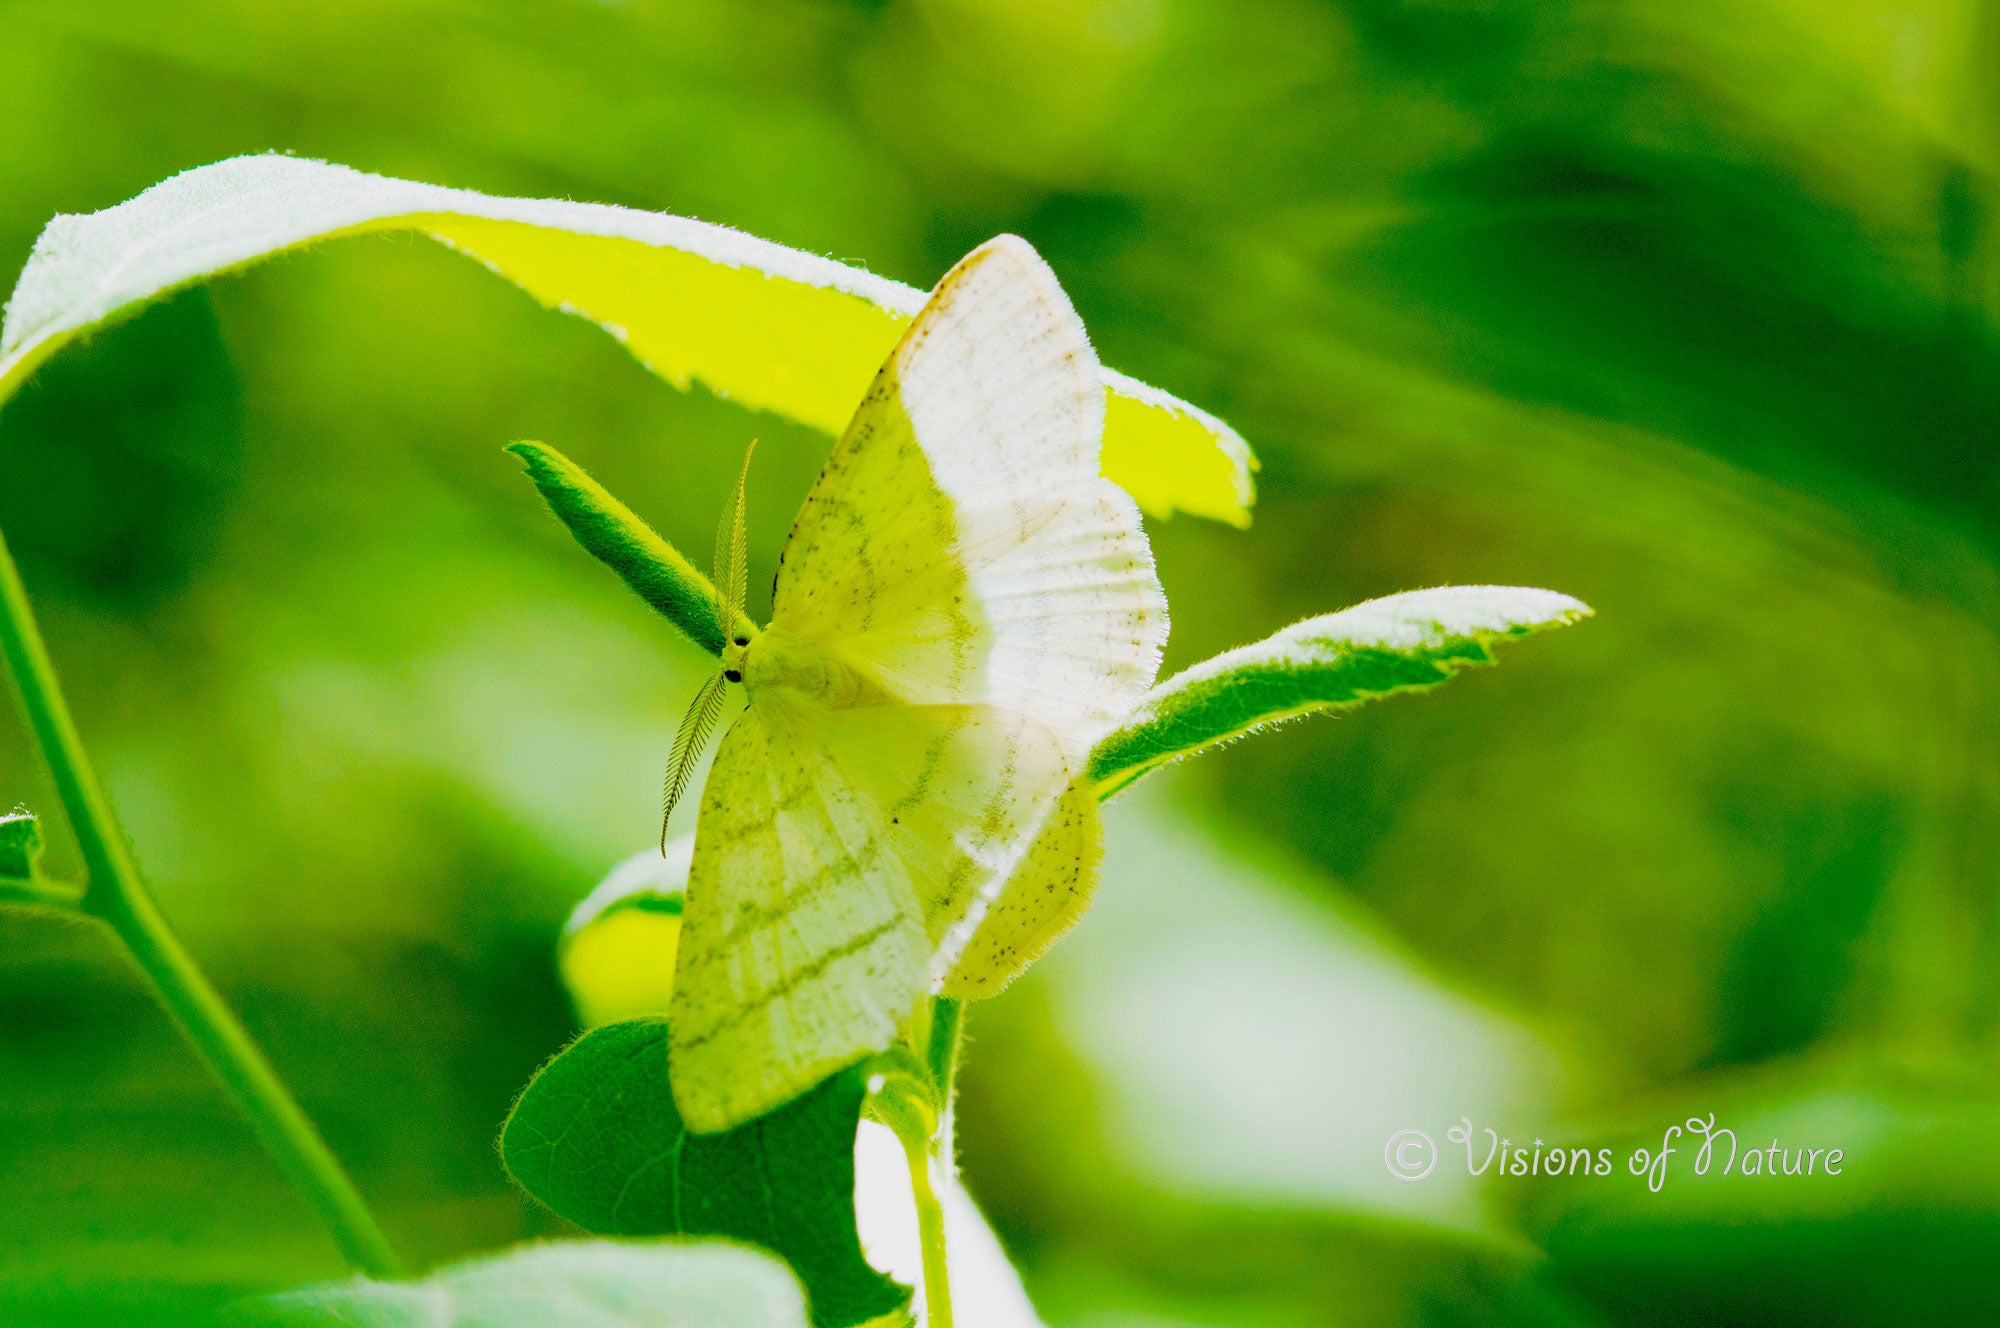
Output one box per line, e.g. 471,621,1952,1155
721,632,751,684
660,440,762,852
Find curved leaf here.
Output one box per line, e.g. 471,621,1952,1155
234,1238,808,1327
559,842,691,1028
0,154,1254,525
1088,585,1593,797
501,1018,908,1328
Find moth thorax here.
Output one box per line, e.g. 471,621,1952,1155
741,628,879,708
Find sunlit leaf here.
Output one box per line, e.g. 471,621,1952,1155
234,1238,809,1327
501,1018,908,1328
1088,586,1592,796
0,154,1254,524
559,842,691,1028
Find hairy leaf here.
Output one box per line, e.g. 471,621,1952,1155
501,1018,908,1328
0,154,1254,525
0,809,42,878
1088,586,1592,797
507,442,747,655
234,1238,808,1327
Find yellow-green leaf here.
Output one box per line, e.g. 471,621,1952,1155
0,154,1254,524
559,842,692,1029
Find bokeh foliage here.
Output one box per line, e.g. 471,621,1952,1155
2,1,1998,1324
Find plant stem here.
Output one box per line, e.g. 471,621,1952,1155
0,526,401,1278
0,873,85,909
900,1128,954,1328
926,997,964,1108
925,995,964,1167
918,997,967,1324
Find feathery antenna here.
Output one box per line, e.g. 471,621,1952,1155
661,440,758,853
662,669,728,851
716,439,755,624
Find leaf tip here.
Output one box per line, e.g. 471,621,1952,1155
1540,590,1594,624
504,438,555,472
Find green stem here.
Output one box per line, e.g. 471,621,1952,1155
0,526,401,1278
925,996,965,1176
0,872,85,909
899,1127,954,1328
920,997,967,1324
872,997,968,1325
926,997,965,1106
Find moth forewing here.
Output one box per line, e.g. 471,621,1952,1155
668,702,932,1133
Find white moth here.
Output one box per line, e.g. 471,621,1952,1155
665,236,1167,1133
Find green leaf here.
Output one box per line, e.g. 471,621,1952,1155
0,154,1253,526
0,808,43,878
234,1238,809,1327
507,442,748,656
501,1018,908,1328
559,842,690,1028
1088,585,1592,797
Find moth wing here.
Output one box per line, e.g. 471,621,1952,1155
668,702,930,1134
771,236,1167,742
669,697,1072,1132
965,475,1166,743
814,702,1076,981
938,775,1103,1000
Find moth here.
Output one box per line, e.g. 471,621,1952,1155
665,236,1167,1133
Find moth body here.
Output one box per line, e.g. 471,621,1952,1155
735,625,889,710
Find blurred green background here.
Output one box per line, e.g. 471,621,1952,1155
4,1,1999,1324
